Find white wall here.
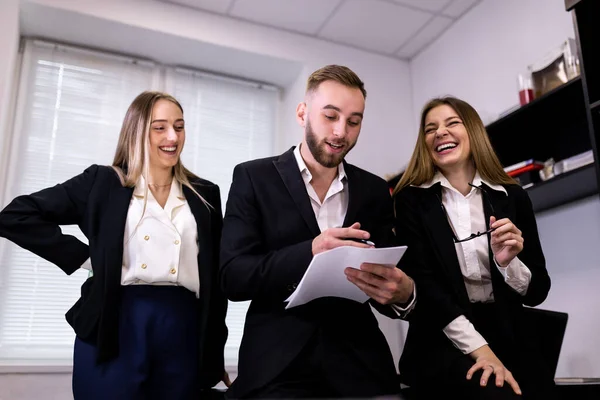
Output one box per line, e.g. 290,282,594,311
0,373,72,400
409,0,600,378
536,197,600,378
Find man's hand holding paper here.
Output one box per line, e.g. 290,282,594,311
345,262,414,305
312,221,414,306
285,222,410,309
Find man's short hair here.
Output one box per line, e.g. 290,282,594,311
306,65,366,99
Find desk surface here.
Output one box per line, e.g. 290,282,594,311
555,377,600,385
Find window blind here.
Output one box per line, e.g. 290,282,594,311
0,40,155,364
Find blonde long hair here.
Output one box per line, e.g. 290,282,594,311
393,96,516,195
112,91,209,206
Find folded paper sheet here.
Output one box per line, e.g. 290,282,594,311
285,245,408,309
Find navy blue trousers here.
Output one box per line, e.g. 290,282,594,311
72,285,200,400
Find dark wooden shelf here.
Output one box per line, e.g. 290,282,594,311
482,73,597,213
487,77,581,132
486,77,590,169
526,163,597,213
591,100,600,112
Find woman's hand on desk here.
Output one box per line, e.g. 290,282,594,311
467,344,522,395
490,216,524,267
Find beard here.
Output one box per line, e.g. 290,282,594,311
305,118,355,168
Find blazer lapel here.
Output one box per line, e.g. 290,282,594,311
481,183,510,223
96,182,133,355
184,184,213,297
273,147,321,237
103,184,134,286
342,162,361,228
481,183,511,295
420,185,471,306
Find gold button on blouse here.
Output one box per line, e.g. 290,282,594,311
141,263,147,269
170,268,177,274
174,239,180,245
144,235,150,241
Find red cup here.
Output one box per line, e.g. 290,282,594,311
519,88,534,105
518,74,534,105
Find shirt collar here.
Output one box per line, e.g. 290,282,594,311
417,170,507,195
293,144,346,184
471,172,507,195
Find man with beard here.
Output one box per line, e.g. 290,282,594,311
220,65,415,399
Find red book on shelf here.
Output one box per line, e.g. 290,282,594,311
504,159,545,173
506,163,544,177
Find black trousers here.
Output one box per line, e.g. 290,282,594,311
72,285,200,400
245,329,402,399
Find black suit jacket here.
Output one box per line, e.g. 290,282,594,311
0,165,227,389
220,147,401,397
393,182,551,385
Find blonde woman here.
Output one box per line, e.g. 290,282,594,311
394,97,554,399
0,91,229,399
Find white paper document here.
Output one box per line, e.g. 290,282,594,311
284,245,407,309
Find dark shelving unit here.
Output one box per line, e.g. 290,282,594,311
484,0,600,214
567,0,600,190
486,77,582,134
527,163,596,213
486,76,589,169
483,74,594,213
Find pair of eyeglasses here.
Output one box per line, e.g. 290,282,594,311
437,183,496,243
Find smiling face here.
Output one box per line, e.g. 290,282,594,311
148,99,185,171
423,104,471,174
297,80,365,169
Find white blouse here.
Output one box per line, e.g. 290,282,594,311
120,176,200,297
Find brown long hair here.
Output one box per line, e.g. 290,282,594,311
393,96,515,195
112,91,208,206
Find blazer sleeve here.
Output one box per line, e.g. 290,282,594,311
394,189,466,329
203,185,229,388
511,187,551,306
0,164,99,275
219,164,313,303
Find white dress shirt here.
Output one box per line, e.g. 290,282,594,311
293,145,415,315
121,176,200,297
418,171,532,353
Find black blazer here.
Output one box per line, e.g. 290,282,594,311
394,182,551,385
220,147,401,397
0,165,227,389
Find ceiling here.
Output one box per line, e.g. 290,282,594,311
161,0,481,60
